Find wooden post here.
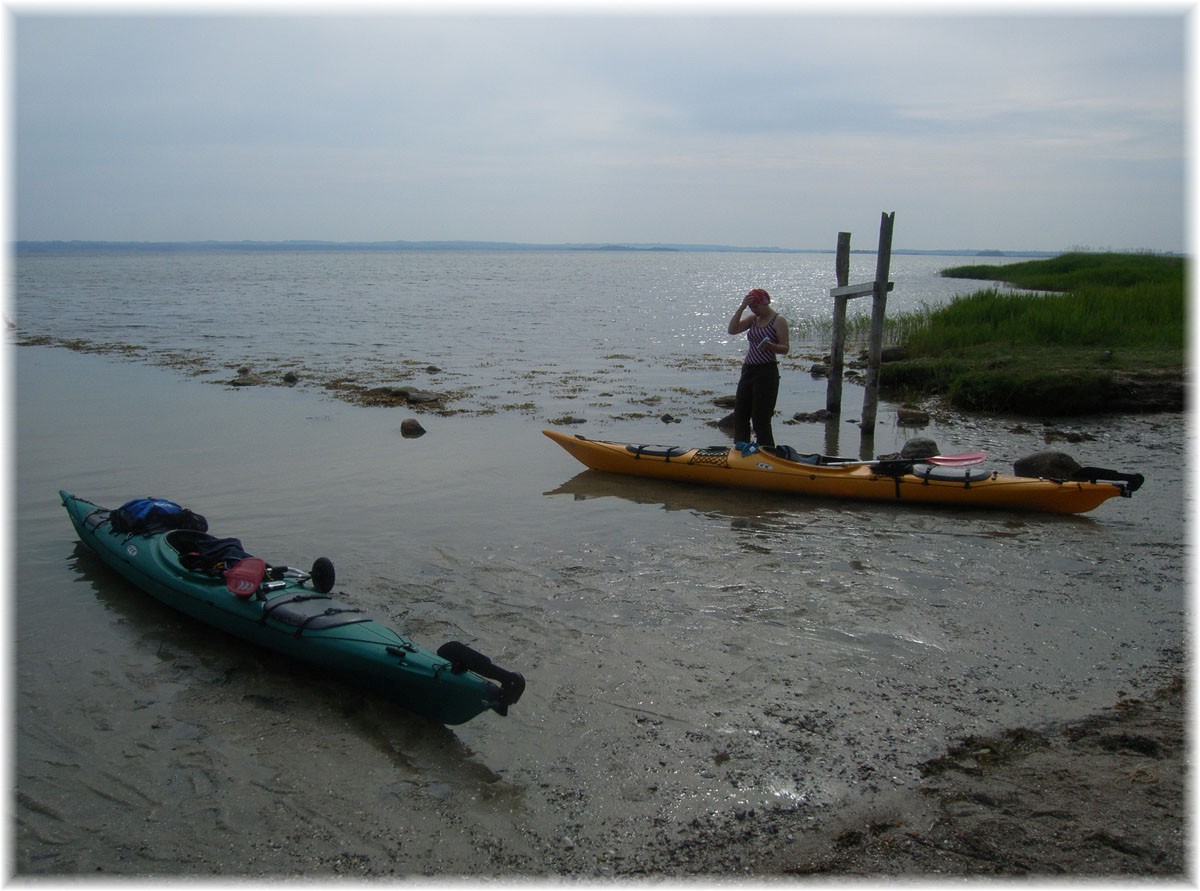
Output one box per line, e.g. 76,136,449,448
859,211,895,435
825,232,851,414
835,231,850,288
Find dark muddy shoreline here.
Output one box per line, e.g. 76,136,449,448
693,673,1187,877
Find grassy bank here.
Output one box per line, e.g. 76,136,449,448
874,252,1185,415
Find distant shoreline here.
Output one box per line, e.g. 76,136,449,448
13,239,1064,258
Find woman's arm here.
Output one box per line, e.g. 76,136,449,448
762,316,790,355
728,300,752,335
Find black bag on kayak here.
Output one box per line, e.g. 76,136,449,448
178,536,252,574
109,497,208,535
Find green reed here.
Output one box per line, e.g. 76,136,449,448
899,284,1183,354
791,305,938,349
905,253,1184,354
851,252,1188,414
792,252,1185,357
941,251,1184,292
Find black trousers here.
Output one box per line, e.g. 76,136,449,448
734,362,780,447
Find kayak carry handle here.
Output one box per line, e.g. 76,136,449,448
1070,467,1145,494
437,640,526,714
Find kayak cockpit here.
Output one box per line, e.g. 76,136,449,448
161,528,227,577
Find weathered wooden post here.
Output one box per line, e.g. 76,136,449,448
859,211,896,435
825,232,852,414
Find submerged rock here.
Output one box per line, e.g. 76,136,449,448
792,409,833,423
358,386,443,407
401,388,441,405
230,368,266,387
897,407,931,427
400,418,426,438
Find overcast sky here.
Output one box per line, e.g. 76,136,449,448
11,7,1189,252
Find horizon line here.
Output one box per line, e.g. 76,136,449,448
14,238,1084,257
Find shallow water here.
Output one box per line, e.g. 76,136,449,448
13,248,1028,431
14,338,1185,876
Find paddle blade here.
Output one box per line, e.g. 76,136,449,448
225,556,267,598
926,450,987,467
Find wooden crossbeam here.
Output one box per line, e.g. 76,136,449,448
830,281,894,299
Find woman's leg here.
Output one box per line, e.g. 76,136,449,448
750,366,780,447
733,367,754,443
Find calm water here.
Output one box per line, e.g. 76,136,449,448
13,248,1023,436
12,249,1186,876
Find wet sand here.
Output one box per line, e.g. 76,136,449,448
708,675,1187,877
15,345,1188,879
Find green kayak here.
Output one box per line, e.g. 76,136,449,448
60,491,525,726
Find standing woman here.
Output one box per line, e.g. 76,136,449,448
728,288,790,450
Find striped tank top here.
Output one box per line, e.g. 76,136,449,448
744,317,778,366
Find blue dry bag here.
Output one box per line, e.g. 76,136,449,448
109,497,208,535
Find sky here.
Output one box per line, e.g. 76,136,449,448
9,4,1191,253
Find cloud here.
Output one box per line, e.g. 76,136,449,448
13,12,1187,250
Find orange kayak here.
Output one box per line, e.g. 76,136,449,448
543,429,1141,514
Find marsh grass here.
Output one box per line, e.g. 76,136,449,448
942,251,1184,292
900,283,1183,354
791,305,938,349
874,252,1185,414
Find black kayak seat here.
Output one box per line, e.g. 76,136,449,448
765,445,824,464
764,445,861,465
164,528,219,556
